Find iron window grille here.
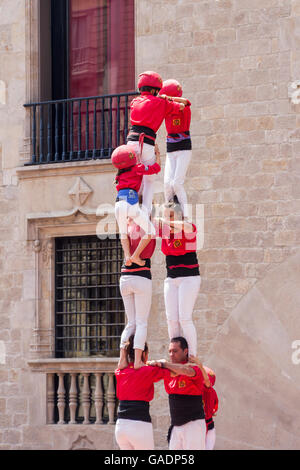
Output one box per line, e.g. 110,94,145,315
55,235,125,358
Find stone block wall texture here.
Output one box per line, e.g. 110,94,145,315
0,0,299,449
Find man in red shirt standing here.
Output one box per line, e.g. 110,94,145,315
149,336,211,450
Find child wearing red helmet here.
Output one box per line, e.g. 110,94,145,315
127,71,185,214
112,144,161,267
159,79,192,218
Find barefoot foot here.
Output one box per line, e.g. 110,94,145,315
130,256,146,267
134,361,146,370
125,257,132,267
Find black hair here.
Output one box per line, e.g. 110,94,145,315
164,199,183,220
115,166,133,184
125,335,149,363
139,86,160,96
170,336,189,351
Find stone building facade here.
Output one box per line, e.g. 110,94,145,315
0,0,300,450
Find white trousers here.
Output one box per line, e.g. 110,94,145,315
164,150,192,217
119,275,152,350
127,141,156,215
115,419,155,450
115,200,156,237
206,428,216,450
169,419,206,450
164,275,201,356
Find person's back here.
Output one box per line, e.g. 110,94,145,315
114,337,169,450
115,363,167,402
130,92,182,134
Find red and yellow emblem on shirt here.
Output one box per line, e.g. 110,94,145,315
173,239,182,249
173,118,181,126
178,379,186,388
129,152,135,160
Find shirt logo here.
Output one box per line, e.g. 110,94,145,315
178,379,186,388
173,239,182,249
129,152,135,160
173,118,181,126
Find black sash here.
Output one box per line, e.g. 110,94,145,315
121,258,152,280
168,394,205,426
167,394,204,443
127,125,156,146
117,400,151,423
166,252,200,278
206,417,215,431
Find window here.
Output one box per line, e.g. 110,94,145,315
51,0,135,100
55,235,125,358
25,0,136,165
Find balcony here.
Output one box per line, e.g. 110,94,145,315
24,91,138,166
28,358,118,425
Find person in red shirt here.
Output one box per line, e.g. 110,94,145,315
148,336,211,450
119,219,156,369
188,358,219,450
115,335,201,450
127,71,185,214
112,144,160,267
159,79,192,218
203,366,218,450
154,200,201,357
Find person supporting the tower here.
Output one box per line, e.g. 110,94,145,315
154,200,201,357
115,335,207,450
119,218,156,369
189,357,219,450
148,336,211,450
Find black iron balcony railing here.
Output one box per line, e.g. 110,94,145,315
24,91,138,165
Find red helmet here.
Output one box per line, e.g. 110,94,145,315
111,145,137,169
160,79,183,97
138,71,163,90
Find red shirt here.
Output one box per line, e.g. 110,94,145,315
116,162,161,192
160,223,198,256
115,364,170,402
165,100,191,134
130,92,182,133
127,222,156,259
203,386,219,422
164,364,204,396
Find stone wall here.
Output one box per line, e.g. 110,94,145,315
137,0,300,450
0,0,299,449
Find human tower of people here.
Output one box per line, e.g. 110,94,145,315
111,71,218,451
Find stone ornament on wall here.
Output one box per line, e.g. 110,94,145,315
68,176,93,208
41,239,53,268
70,435,96,451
